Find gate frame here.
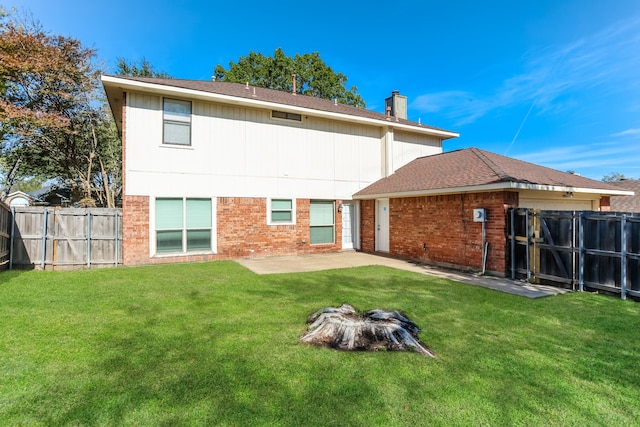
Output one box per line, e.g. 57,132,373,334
508,208,640,300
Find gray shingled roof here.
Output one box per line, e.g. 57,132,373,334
354,147,626,197
102,75,456,136
610,180,640,212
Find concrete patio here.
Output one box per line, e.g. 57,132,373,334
236,252,570,299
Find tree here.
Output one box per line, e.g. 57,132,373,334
214,48,365,107
0,11,120,206
602,172,631,182
116,57,172,78
10,175,45,193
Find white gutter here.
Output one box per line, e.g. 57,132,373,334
101,75,460,139
352,181,635,199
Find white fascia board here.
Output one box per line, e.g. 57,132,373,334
101,75,459,139
352,181,634,200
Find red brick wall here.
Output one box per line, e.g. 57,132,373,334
360,200,376,252
217,198,342,258
600,196,611,212
122,196,344,265
122,195,152,265
360,191,519,274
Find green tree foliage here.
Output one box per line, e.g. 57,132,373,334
0,11,120,206
11,175,45,192
214,48,366,107
116,57,172,78
602,172,631,182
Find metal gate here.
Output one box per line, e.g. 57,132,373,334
508,208,640,300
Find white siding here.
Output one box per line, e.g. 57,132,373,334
392,130,442,171
125,92,438,200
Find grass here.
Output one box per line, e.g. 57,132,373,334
1,261,640,426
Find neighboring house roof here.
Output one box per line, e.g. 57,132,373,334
609,180,640,212
5,191,33,207
101,75,459,139
354,147,633,198
27,185,54,201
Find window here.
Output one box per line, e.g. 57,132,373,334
272,110,302,121
156,198,212,253
163,98,191,145
268,198,295,225
310,201,335,244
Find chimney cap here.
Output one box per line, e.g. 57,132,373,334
392,90,400,95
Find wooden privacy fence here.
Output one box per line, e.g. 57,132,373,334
9,207,122,270
508,208,640,300
0,201,10,271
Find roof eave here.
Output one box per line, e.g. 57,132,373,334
100,75,459,139
353,182,634,199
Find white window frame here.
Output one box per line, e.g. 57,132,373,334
152,197,215,256
163,98,192,146
267,198,296,225
310,200,335,245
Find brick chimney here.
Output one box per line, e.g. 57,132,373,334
384,90,407,119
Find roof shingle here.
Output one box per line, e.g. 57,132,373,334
610,180,640,212
354,147,625,197
102,75,456,136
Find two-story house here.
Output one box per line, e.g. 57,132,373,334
101,75,459,266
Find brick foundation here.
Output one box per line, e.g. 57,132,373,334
360,191,519,275
122,196,344,266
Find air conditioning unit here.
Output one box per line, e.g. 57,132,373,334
473,208,486,222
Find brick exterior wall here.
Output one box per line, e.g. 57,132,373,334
217,198,342,258
122,196,344,265
600,196,611,212
122,195,152,265
359,191,519,275
360,199,376,253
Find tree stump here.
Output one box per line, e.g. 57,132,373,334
300,303,435,357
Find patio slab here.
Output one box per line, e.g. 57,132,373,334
236,252,569,298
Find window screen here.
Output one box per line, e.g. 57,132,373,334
310,201,334,244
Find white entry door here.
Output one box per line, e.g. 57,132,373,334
341,202,358,250
375,198,389,252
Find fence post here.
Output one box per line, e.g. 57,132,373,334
621,214,627,300
41,209,48,268
526,209,531,282
86,211,92,267
572,211,577,291
510,209,515,279
9,207,15,270
578,212,584,292
114,210,119,267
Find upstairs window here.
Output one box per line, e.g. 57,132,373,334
272,110,302,122
163,98,191,145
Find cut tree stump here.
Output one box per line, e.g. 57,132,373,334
300,303,435,357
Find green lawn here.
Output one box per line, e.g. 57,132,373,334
1,261,639,426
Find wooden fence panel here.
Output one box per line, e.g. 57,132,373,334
9,207,122,270
11,208,46,267
537,211,575,285
509,209,640,299
0,201,10,271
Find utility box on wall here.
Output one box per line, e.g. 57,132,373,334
473,208,486,222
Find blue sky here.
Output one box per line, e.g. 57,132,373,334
13,0,640,180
